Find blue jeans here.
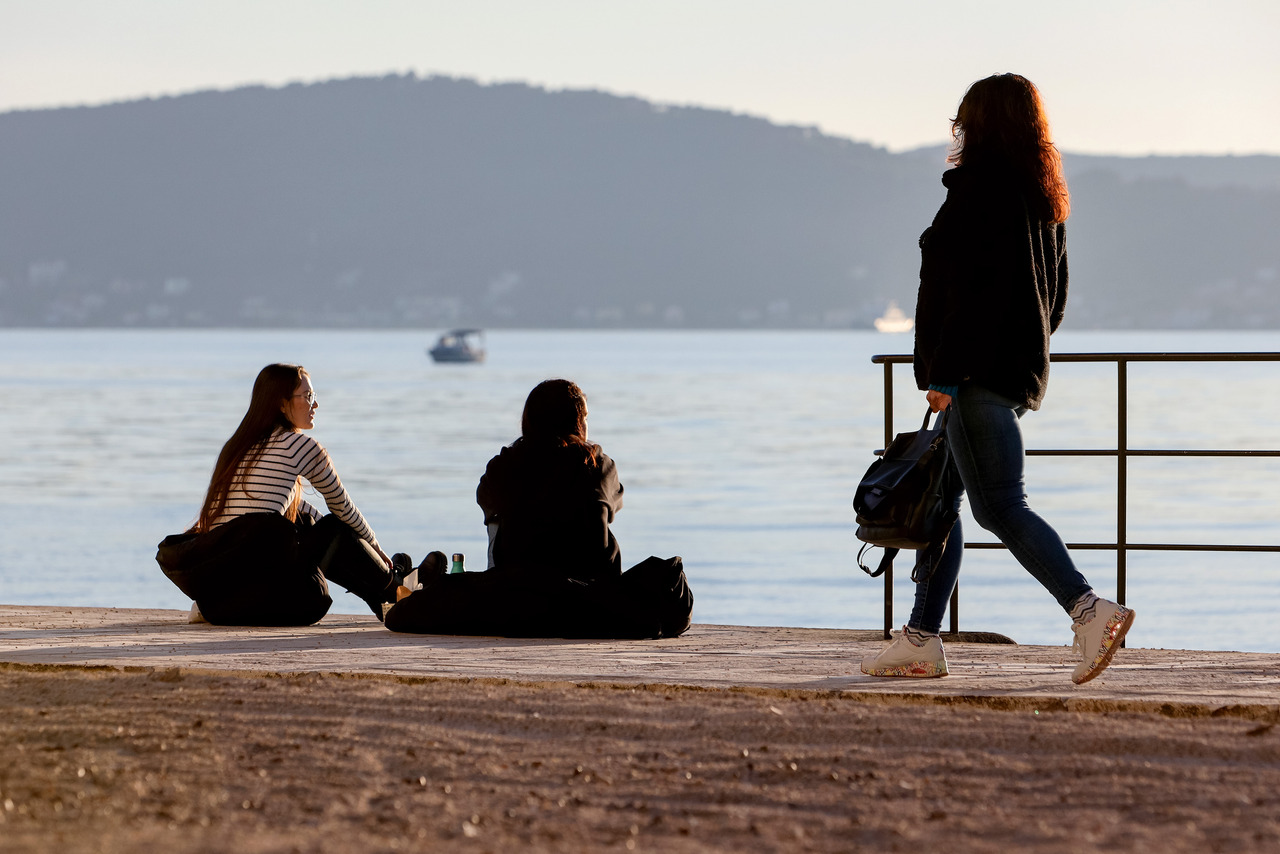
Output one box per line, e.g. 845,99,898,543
908,385,1092,634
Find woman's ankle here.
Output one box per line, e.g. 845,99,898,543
902,625,939,646
1069,591,1100,626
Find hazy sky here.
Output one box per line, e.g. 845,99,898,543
3,0,1278,156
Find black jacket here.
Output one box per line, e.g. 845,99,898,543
476,439,624,585
913,163,1068,410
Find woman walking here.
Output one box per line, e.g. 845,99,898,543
861,74,1134,683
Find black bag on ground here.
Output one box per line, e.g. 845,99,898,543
156,513,332,627
853,406,961,582
383,555,693,639
577,555,693,639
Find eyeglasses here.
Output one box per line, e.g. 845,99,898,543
293,391,318,406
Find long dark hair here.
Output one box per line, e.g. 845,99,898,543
519,378,596,465
948,73,1070,223
192,363,306,532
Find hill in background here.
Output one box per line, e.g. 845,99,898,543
2,74,1277,328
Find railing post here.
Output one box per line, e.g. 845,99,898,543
1116,359,1128,606
882,359,894,639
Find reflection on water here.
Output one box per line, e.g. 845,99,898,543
1,329,1278,651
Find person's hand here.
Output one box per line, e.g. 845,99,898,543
926,390,952,412
376,547,393,570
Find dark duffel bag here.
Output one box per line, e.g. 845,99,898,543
156,513,332,626
590,555,693,639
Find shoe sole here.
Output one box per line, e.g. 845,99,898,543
861,660,949,678
1072,606,1135,685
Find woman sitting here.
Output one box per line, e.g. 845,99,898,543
479,378,623,586
385,379,692,638
157,363,410,626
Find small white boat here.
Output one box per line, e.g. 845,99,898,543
428,329,486,363
873,301,914,333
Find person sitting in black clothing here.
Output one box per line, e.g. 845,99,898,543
384,379,692,638
478,378,623,586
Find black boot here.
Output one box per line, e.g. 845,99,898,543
416,551,449,583
390,553,415,588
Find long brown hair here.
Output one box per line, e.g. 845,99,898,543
948,73,1070,223
519,378,596,465
192,363,306,532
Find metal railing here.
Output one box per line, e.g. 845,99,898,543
871,351,1280,638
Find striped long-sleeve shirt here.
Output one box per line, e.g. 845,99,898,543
212,428,382,552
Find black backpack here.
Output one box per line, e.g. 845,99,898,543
853,406,961,581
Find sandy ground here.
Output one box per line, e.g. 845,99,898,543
1,663,1277,853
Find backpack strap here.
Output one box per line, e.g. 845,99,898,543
857,543,898,578
858,539,949,583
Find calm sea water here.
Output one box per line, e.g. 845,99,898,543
2,328,1279,652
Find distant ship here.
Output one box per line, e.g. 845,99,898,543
428,329,486,363
873,301,914,333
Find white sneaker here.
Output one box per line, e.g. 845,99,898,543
187,602,207,624
1071,599,1135,685
861,627,949,678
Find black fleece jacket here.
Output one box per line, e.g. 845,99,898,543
912,163,1068,411
476,439,624,585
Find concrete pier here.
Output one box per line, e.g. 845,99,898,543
2,604,1276,713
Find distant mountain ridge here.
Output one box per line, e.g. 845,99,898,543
1,74,1277,328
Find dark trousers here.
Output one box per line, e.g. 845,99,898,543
305,514,394,612
383,556,693,639
157,513,392,626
